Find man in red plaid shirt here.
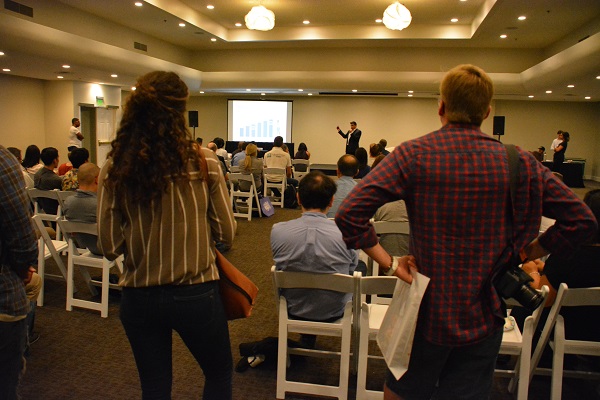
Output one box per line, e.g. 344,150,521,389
335,64,597,400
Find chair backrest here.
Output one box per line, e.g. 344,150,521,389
230,172,255,189
230,165,241,173
372,220,410,235
264,167,286,177
28,188,60,214
292,159,310,172
531,283,600,375
56,190,77,212
271,265,361,313
59,219,98,237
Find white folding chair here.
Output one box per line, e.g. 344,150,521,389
28,188,65,239
229,172,262,221
271,266,361,400
292,159,310,180
31,214,68,307
55,190,77,212
230,165,241,173
530,283,600,400
264,167,287,208
355,275,399,400
58,219,123,318
496,286,549,400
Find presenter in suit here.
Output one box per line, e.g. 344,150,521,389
337,121,362,155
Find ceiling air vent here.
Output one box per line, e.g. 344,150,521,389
4,0,33,17
134,42,148,52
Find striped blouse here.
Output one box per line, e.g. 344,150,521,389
97,148,236,288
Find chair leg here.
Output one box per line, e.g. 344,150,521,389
339,322,351,399
100,261,110,318
66,252,75,312
551,321,565,400
276,312,288,399
37,240,45,307
356,320,371,399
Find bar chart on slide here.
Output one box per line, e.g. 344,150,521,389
228,100,292,142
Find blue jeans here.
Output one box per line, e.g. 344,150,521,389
0,318,27,400
120,281,232,400
386,328,503,400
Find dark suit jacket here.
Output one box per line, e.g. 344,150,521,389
338,128,362,155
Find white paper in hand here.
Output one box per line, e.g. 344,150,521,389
376,269,430,380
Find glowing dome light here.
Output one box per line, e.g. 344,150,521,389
383,2,412,31
245,5,275,31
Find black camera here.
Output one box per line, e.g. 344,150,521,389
495,263,544,311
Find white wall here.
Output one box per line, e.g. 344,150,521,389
0,75,46,151
43,80,74,156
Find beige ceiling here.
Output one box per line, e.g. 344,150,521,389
1,0,599,101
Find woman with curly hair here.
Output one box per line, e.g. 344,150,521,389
97,71,236,399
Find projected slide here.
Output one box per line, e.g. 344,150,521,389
228,100,292,143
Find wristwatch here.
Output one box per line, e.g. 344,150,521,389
384,256,399,276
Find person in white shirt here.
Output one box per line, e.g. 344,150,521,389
263,136,298,187
550,130,563,151
68,118,84,152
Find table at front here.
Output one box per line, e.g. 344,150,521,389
542,161,585,188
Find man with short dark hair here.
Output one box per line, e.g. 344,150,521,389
379,139,390,156
264,136,297,187
68,118,84,152
336,64,597,399
33,147,62,214
0,145,38,399
62,147,89,191
271,171,359,346
336,121,362,155
327,154,358,218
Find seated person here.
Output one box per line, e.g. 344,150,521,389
213,137,229,160
327,154,358,218
62,163,102,254
531,146,545,162
239,143,263,194
354,147,370,179
371,151,410,256
61,147,89,191
264,136,298,188
33,147,62,215
513,189,600,366
231,142,247,167
271,171,361,348
7,147,34,188
207,141,229,178
379,139,390,156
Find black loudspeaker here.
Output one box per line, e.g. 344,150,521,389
188,111,199,128
493,116,505,136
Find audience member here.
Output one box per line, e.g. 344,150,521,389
553,131,570,173
63,163,101,254
195,137,203,147
22,144,43,176
62,147,89,191
0,145,38,400
354,147,370,179
369,142,382,158
335,64,597,400
371,155,409,256
97,71,235,399
294,142,310,160
213,137,228,159
379,139,390,155
240,143,263,194
271,171,359,348
550,130,563,152
231,141,244,157
327,154,358,218
531,146,545,162
33,147,62,215
281,143,289,154
68,117,84,152
264,135,298,187
207,142,229,177
336,121,362,155
7,147,34,188
231,142,248,167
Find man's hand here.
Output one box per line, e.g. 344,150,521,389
395,255,417,284
23,266,36,285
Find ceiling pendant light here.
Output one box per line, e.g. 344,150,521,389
245,5,275,31
383,2,412,31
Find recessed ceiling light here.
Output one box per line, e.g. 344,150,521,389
210,38,217,42
408,90,413,93
308,93,313,96
62,64,70,68
57,76,64,79
303,20,310,25
2,68,10,72
199,91,205,94
500,34,507,39
596,76,600,79
0,51,5,56
585,96,591,100
134,2,142,6
567,84,574,88
408,94,413,97
352,89,358,93
246,88,251,92
460,0,467,2
546,90,552,94
375,19,382,23
451,18,458,23
179,22,186,27
298,89,303,92
131,86,136,91
235,23,242,27
528,95,534,98
261,93,266,96
111,74,118,78
206,5,214,10
518,16,526,21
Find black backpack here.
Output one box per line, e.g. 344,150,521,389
283,184,298,209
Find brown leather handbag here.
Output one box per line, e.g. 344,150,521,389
215,250,258,320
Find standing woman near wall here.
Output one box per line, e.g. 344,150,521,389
97,71,236,399
553,131,570,173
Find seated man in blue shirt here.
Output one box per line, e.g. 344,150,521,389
271,171,360,348
327,154,358,218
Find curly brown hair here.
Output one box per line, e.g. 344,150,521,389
105,71,205,204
